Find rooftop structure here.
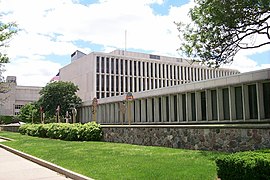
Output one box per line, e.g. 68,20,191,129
60,50,239,102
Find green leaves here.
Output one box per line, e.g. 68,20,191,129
17,103,40,123
177,0,270,67
216,151,270,179
19,122,102,141
38,81,82,118
0,22,18,63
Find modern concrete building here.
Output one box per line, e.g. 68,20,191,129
79,68,270,124
60,50,239,102
0,76,41,116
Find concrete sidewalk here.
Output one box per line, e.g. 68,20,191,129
0,147,71,180
0,136,91,180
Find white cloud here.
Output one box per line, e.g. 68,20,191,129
3,57,62,86
222,50,270,73
1,0,269,87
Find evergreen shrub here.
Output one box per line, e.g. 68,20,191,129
216,151,270,180
19,122,102,141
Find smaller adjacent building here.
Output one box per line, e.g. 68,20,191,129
0,76,42,116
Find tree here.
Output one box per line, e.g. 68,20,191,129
17,103,39,123
176,0,270,67
0,21,17,104
0,21,17,63
38,81,82,119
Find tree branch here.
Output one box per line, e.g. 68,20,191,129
238,41,270,49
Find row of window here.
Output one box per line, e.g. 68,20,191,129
14,104,24,115
95,56,238,99
86,82,270,123
14,104,24,110
96,56,237,80
96,75,191,99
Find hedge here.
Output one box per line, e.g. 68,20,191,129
0,115,14,124
19,122,102,141
216,151,270,180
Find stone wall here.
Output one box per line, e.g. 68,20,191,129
102,124,270,152
0,125,20,132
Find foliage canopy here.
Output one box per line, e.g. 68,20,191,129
17,103,39,123
0,21,17,63
38,81,82,118
176,0,270,67
0,20,17,104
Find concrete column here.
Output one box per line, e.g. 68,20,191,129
147,98,153,122
97,104,102,123
217,88,222,121
113,75,116,94
104,61,107,96
113,103,117,123
129,101,135,124
135,100,141,123
169,95,174,122
187,93,192,122
141,99,146,122
105,104,110,123
194,67,197,81
153,97,159,122
206,90,212,121
196,92,201,121
243,84,249,120
162,96,168,122
118,76,121,95
230,86,237,120
179,66,182,82
192,67,195,81
176,94,180,122
206,69,209,80
178,94,183,121
183,67,186,83
110,103,114,124
257,82,264,120
228,86,233,122
87,106,91,122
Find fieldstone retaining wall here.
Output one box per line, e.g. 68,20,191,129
0,125,20,132
102,124,270,152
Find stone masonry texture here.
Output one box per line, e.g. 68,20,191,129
102,127,270,152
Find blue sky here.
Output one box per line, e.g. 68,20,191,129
1,0,270,86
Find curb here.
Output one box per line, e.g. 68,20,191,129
0,136,14,141
0,144,93,180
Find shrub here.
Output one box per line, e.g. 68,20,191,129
0,115,15,124
216,151,270,180
19,122,102,141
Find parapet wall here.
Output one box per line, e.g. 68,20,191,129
102,123,270,152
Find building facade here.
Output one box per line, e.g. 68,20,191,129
60,50,239,102
0,76,41,116
79,68,270,124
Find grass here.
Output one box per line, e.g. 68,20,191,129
0,131,223,180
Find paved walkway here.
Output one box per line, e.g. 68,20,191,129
0,147,71,180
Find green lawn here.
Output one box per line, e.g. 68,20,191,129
0,131,223,180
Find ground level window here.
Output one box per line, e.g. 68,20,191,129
248,84,258,119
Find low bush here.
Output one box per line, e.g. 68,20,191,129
216,151,270,180
0,115,15,124
19,122,102,141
